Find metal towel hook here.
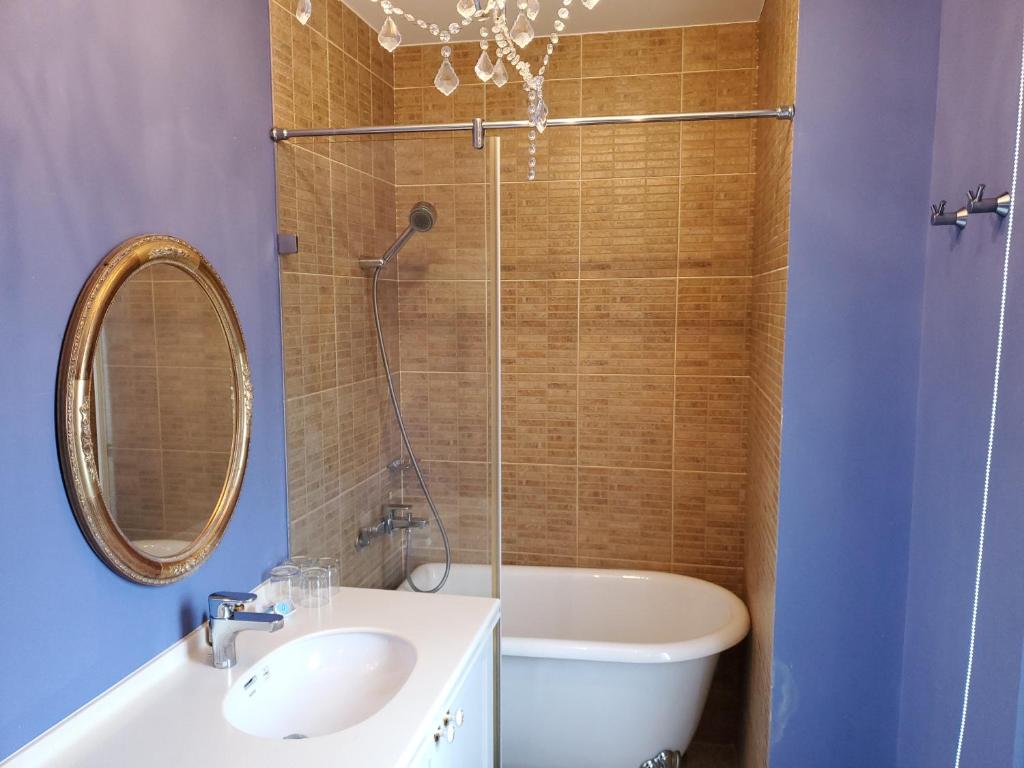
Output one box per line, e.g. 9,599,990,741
931,200,969,229
966,184,1012,218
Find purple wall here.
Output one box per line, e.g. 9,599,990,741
899,3,1024,766
771,0,942,764
0,0,287,758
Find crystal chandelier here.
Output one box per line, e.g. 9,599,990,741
295,0,602,180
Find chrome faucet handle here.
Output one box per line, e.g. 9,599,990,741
387,504,429,530
208,591,257,620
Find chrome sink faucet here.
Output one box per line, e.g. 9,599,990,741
207,592,284,669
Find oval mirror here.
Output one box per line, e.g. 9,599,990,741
57,235,252,584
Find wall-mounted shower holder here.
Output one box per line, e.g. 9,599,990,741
966,184,1012,218
931,200,969,229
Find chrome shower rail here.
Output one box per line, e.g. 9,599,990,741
269,105,795,147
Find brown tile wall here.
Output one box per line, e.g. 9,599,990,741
270,0,406,589
394,20,759,593
98,264,233,542
395,23,763,748
271,4,792,755
743,0,798,765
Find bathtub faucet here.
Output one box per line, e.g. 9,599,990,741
387,503,429,530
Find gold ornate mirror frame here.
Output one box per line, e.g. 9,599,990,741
57,235,253,585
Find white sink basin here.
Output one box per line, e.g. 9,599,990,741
223,630,417,740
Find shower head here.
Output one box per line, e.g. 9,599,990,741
361,201,439,272
408,202,437,233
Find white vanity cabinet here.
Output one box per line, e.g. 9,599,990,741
4,590,499,768
411,633,494,768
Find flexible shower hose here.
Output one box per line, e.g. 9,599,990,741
371,267,452,594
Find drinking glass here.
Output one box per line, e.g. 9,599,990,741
284,555,312,571
316,556,341,591
268,564,300,614
300,565,330,607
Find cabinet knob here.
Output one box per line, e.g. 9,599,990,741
446,724,456,743
455,708,465,727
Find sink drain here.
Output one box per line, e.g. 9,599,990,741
283,733,308,740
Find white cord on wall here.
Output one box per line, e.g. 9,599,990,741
953,21,1024,768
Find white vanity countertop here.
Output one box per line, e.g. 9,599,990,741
6,587,499,768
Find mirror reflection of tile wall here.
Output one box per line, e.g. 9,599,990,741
98,264,233,542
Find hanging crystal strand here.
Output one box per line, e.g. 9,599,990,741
378,16,401,51
475,41,495,81
295,0,312,25
361,0,600,181
509,11,534,48
526,127,537,181
491,55,509,87
434,46,460,96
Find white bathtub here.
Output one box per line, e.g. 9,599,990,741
401,563,749,768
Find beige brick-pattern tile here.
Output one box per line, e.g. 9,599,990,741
403,460,492,555
679,174,756,277
398,280,487,374
578,375,674,470
502,280,578,374
496,124,583,183
579,278,676,375
584,73,682,117
674,376,749,473
157,366,234,451
581,178,680,276
677,277,752,376
281,271,336,398
161,450,230,538
501,181,581,280
335,276,380,385
286,388,340,521
578,467,673,564
581,124,681,181
683,23,759,72
673,471,747,570
582,29,683,77
750,268,787,403
104,365,160,451
399,372,488,463
502,374,578,466
502,463,578,561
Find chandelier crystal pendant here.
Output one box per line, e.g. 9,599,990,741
294,0,603,180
